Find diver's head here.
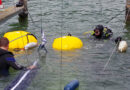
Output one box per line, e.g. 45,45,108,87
115,36,122,44
68,33,72,36
94,25,104,38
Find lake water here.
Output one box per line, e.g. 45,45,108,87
0,0,130,90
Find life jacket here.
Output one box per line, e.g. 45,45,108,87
102,27,113,39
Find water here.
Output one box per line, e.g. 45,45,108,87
0,0,130,90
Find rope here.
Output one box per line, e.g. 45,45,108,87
102,7,130,71
37,0,47,53
39,0,43,34
103,43,118,71
60,0,64,89
9,33,34,43
10,59,38,90
98,0,103,17
19,32,30,66
28,12,40,28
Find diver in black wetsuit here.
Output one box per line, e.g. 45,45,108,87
93,25,113,39
0,37,35,77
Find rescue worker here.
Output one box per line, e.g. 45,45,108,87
0,37,35,77
93,25,113,39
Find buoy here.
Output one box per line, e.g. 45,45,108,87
0,0,4,11
24,42,37,50
4,31,38,50
118,41,128,52
64,80,79,90
52,36,83,50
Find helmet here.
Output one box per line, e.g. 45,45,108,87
95,25,104,31
115,36,122,44
93,25,104,38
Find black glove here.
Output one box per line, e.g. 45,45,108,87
115,36,122,44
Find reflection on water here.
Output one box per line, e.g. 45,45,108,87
9,17,28,31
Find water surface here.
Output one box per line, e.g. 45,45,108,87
0,0,130,90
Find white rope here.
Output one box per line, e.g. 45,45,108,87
103,44,118,71
102,6,130,71
11,60,38,90
11,70,30,90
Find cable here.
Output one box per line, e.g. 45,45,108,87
19,31,30,66
96,1,128,89
39,0,43,34
102,7,130,71
103,43,118,71
36,0,47,53
60,0,64,89
28,12,40,28
98,0,103,17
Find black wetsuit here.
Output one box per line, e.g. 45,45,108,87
93,27,113,39
0,48,25,76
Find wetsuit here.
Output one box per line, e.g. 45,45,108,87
93,27,113,39
0,48,25,76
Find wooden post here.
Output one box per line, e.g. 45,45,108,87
23,0,28,12
19,0,28,18
126,0,130,21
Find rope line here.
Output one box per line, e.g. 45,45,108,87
36,0,47,53
19,32,30,66
103,43,118,71
60,0,64,89
9,33,35,43
28,12,40,28
10,60,38,90
102,7,130,71
9,34,27,43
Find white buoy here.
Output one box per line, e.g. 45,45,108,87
24,42,37,50
118,41,128,52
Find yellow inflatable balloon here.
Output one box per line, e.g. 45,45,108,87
4,31,37,49
52,36,83,50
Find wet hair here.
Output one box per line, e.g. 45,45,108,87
0,37,9,47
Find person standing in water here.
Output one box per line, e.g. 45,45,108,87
0,37,35,77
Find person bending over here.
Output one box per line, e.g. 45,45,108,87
0,37,35,77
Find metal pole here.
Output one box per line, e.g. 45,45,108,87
126,0,130,21
23,0,28,11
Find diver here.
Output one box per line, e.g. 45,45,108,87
0,37,35,77
92,25,113,39
68,33,72,36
